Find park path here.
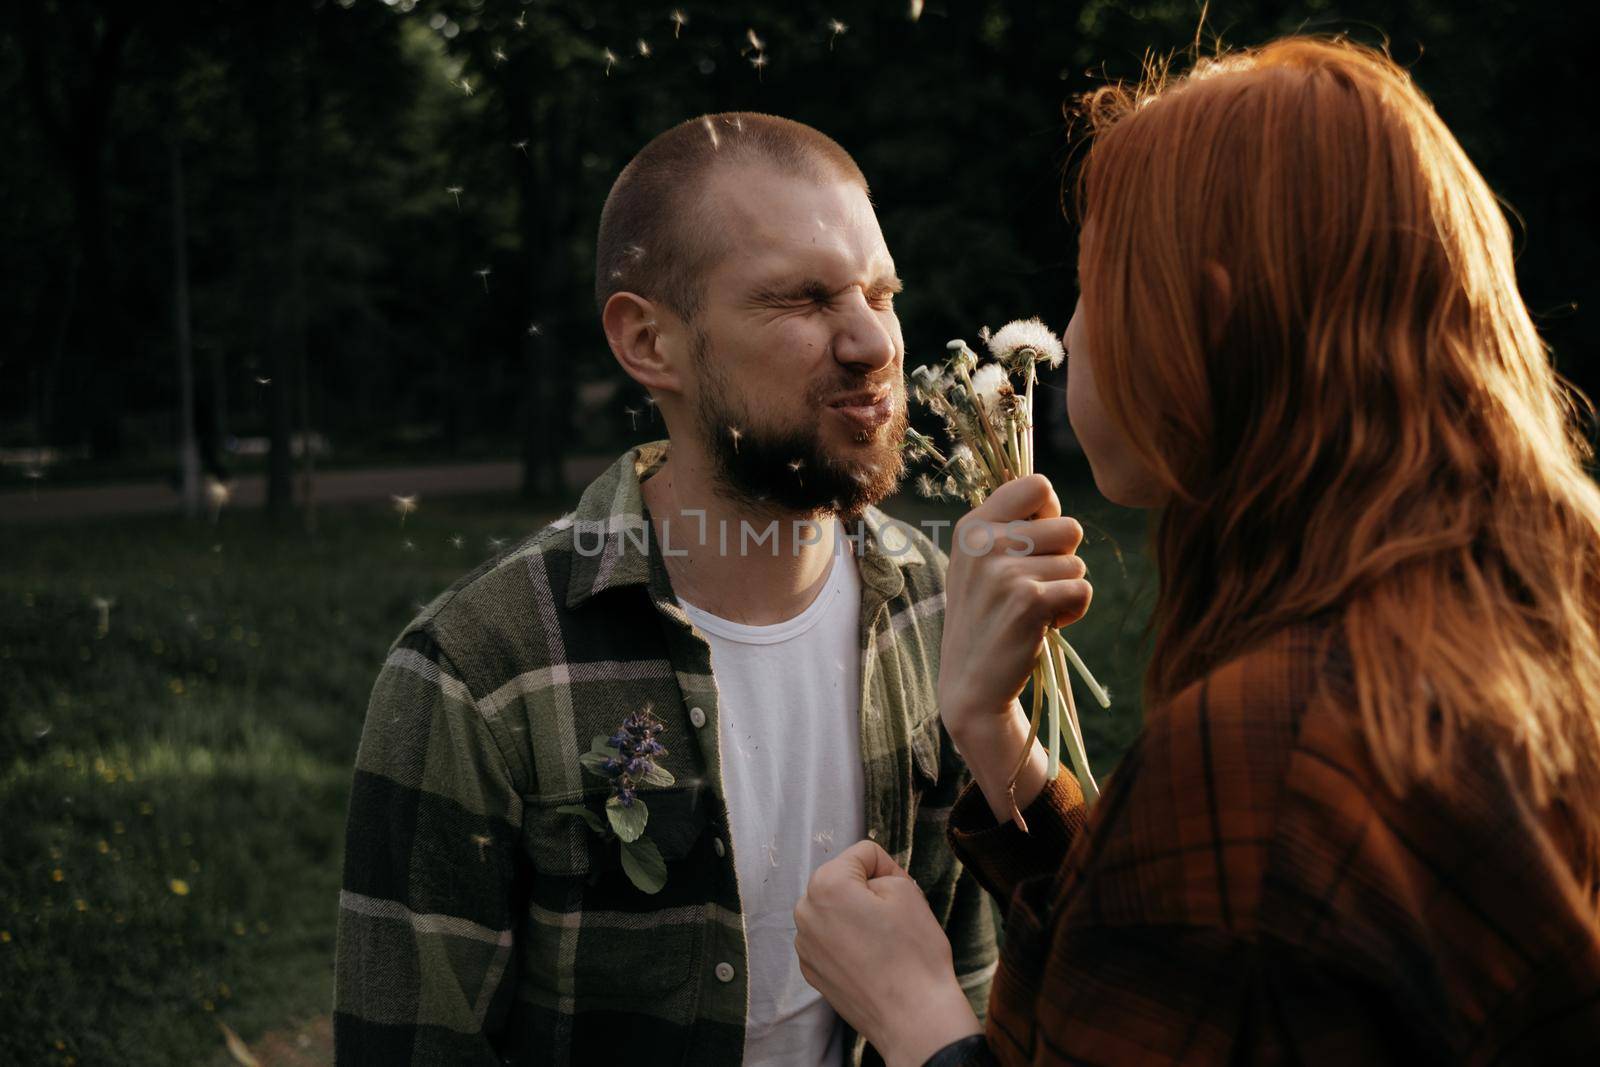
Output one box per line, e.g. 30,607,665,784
0,456,613,525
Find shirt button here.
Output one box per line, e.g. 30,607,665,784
713,837,726,858
714,962,735,983
689,706,707,729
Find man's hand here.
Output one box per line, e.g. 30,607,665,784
794,841,981,1067
939,474,1091,736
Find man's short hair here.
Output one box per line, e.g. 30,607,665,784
594,112,869,320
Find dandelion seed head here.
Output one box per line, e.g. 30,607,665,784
749,52,768,72
603,48,618,74
636,39,651,58
828,18,848,36
391,494,419,519
987,317,1065,369
492,47,508,63
514,12,526,30
512,139,529,154
449,535,465,549
526,322,543,336
670,9,688,36
458,77,474,96
787,458,805,472
971,362,1012,414
402,539,416,552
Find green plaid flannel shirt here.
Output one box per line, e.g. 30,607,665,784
334,442,998,1065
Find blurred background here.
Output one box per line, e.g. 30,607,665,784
1,1,1591,1063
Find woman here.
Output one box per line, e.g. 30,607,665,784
794,37,1600,1065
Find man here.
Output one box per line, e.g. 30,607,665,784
334,112,996,1066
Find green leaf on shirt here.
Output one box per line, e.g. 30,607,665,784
554,804,608,836
606,795,649,842
620,836,667,894
577,751,610,777
638,763,675,787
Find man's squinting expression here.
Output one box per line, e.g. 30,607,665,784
687,165,908,516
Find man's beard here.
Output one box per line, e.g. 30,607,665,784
691,330,907,518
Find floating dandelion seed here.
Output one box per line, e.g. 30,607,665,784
603,48,618,75
402,539,416,552
205,477,230,523
474,266,492,292
526,321,543,337
813,829,835,852
728,426,743,453
457,77,474,96
746,27,765,51
391,494,418,525
488,535,508,553
787,458,805,485
252,375,271,387
670,10,687,37
492,47,508,64
449,534,465,549
513,12,526,30
701,115,720,149
909,0,925,21
90,596,115,638
471,833,492,861
828,18,848,48
512,139,529,156
624,406,641,431
636,39,651,58
749,52,768,77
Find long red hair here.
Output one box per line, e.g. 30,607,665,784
1075,38,1600,854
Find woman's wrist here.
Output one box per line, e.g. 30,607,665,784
879,984,983,1067
946,700,1050,823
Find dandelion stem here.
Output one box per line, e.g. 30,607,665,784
1050,628,1112,708
1050,634,1100,803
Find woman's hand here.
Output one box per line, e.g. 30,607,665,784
940,474,1090,730
939,474,1091,819
794,841,982,1067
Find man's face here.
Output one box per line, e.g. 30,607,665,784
683,165,908,517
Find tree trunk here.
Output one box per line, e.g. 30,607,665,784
170,137,199,517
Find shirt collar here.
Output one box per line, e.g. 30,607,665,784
564,440,926,611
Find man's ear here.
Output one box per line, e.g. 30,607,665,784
1201,260,1232,352
603,291,681,393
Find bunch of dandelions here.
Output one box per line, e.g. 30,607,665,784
557,706,674,893
905,318,1111,823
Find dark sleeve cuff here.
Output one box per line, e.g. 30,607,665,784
921,1033,999,1067
945,772,1088,914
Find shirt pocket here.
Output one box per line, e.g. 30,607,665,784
521,786,712,997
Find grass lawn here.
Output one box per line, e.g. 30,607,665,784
0,464,1152,1066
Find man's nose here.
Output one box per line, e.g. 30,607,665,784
832,291,898,373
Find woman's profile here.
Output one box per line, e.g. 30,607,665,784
795,35,1600,1065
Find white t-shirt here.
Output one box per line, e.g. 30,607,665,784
678,538,866,1067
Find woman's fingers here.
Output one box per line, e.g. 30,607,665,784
972,473,1060,524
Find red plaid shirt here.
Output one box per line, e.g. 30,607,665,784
947,623,1600,1063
